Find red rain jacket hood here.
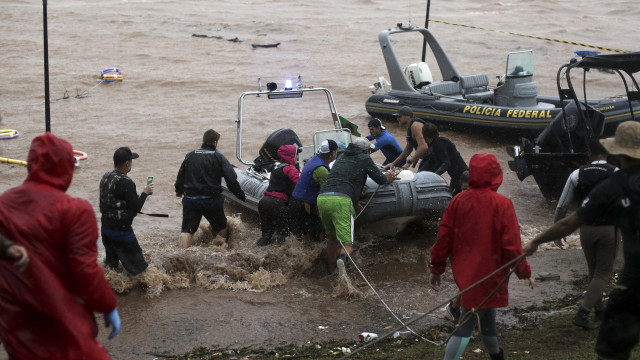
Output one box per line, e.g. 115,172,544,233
264,145,300,202
430,153,531,309
277,144,298,165
0,133,116,359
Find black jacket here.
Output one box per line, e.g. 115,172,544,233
175,143,245,200
100,170,147,231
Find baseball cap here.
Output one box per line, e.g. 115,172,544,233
393,106,413,117
367,118,386,130
353,137,375,151
600,121,640,159
113,147,139,164
319,139,338,154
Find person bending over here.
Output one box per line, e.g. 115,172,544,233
257,144,300,246
419,122,468,195
318,137,397,273
290,139,338,242
175,129,246,248
366,117,404,167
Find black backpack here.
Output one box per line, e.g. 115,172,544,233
611,170,640,234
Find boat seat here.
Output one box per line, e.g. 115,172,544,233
422,81,461,96
460,74,489,94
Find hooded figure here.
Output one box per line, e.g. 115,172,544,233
0,133,118,359
431,153,531,307
257,145,300,246
429,153,532,360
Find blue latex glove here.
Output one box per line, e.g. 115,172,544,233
104,308,121,340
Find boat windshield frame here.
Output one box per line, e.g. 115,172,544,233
560,52,640,129
505,50,534,79
312,129,352,154
235,87,342,166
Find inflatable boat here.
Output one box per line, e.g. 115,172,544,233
507,52,640,199
365,24,640,135
221,85,452,235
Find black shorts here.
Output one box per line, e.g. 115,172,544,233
101,228,148,275
181,196,227,234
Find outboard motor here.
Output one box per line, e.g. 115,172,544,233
404,62,433,89
253,128,302,172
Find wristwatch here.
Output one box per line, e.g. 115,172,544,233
406,158,412,165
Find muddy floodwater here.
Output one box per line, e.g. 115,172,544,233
0,0,634,358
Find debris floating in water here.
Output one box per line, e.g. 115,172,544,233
251,43,280,48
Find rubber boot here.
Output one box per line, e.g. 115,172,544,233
573,308,599,330
489,348,505,360
178,233,194,248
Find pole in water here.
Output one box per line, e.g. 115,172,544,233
43,0,51,133
421,0,431,62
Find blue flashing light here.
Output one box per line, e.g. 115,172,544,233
575,51,601,58
284,79,293,90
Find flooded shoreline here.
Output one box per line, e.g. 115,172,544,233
0,0,634,358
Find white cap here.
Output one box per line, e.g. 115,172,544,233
319,140,331,154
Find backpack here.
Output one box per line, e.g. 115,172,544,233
575,163,617,201
611,170,640,234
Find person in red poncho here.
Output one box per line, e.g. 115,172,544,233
429,153,534,360
0,133,120,359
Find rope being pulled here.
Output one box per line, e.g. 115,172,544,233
341,253,527,358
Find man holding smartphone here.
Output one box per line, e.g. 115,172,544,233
99,147,154,275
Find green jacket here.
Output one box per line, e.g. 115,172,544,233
319,143,388,205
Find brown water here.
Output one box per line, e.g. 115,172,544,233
0,0,635,358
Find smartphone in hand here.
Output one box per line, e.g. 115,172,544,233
147,176,154,185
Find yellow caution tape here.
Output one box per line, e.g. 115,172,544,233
429,19,630,54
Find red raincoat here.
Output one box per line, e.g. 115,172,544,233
0,133,116,359
430,153,531,309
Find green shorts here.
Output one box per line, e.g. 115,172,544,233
317,194,355,244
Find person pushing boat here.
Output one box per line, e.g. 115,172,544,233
383,106,429,170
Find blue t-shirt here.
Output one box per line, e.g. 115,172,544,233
366,129,403,165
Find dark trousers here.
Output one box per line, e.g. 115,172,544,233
101,228,148,275
181,196,227,234
449,170,464,196
258,195,289,240
596,285,640,359
580,225,618,312
289,197,323,241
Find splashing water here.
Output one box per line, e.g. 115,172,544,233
102,214,325,297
